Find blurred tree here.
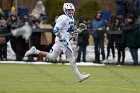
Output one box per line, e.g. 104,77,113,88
44,0,99,23
44,0,65,23
75,0,99,20
97,0,116,15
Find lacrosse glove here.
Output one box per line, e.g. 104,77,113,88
77,23,87,33
59,36,68,46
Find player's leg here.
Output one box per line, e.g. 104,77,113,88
65,46,90,82
25,46,43,57
25,46,62,61
45,49,62,61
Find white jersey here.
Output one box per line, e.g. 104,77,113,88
52,14,74,52
54,14,74,43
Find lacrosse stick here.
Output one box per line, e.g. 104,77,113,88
69,23,87,41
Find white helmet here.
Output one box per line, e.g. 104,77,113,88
63,3,75,17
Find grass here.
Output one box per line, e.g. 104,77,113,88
0,63,140,93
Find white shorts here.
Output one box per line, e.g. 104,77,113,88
46,41,75,61
52,41,73,54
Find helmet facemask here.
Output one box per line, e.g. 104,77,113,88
63,3,75,17
65,9,74,17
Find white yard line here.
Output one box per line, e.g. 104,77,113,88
0,61,105,66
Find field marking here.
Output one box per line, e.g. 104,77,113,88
103,67,138,86
97,85,140,92
29,64,68,86
0,61,105,66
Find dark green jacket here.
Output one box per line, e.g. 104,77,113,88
121,23,139,48
135,30,140,47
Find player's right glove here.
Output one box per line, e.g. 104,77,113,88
59,37,68,46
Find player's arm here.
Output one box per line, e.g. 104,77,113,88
53,18,68,46
53,17,64,40
53,27,62,39
53,27,68,46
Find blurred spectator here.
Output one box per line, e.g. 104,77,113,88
7,12,24,61
29,0,47,30
21,14,33,26
30,0,47,23
106,16,116,60
115,16,126,65
77,17,89,62
0,36,6,60
91,11,106,63
0,14,8,60
87,20,92,30
0,14,6,27
121,15,139,65
32,0,45,16
28,0,46,61
107,15,125,65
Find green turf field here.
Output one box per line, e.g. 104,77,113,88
0,63,140,93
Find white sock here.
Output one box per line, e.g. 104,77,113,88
69,61,82,78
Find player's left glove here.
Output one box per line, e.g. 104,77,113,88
77,23,87,33
59,36,68,46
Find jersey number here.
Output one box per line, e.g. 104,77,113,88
67,25,74,33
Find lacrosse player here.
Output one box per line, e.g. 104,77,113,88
25,3,90,82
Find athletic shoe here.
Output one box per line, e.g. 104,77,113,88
78,74,90,82
24,46,38,56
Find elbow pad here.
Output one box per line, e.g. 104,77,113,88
53,27,60,36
